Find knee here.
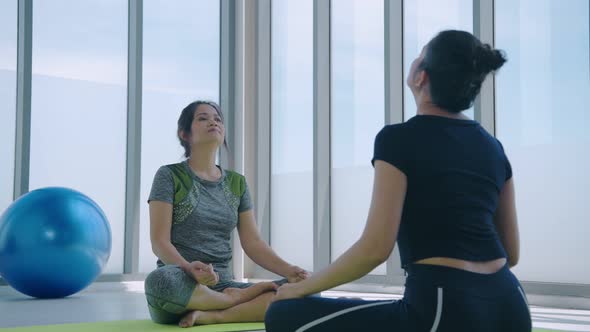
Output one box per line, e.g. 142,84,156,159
144,265,195,321
265,299,300,332
256,292,277,317
144,265,184,299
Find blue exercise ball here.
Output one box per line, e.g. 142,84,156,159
0,187,111,298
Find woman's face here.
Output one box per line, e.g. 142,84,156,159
187,104,225,147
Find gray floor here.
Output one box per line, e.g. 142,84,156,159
1,282,590,331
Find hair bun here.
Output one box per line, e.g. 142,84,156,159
475,44,507,73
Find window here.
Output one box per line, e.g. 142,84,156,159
29,0,128,273
0,0,17,213
270,0,314,271
495,0,590,283
139,0,220,272
331,0,386,275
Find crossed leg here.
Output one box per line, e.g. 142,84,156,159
178,282,277,328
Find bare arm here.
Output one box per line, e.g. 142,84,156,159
237,210,303,279
494,178,520,267
149,201,190,269
276,160,406,298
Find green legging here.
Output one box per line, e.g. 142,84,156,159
144,264,287,324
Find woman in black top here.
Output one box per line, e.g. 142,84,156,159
265,30,531,332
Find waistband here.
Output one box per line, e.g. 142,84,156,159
404,263,520,295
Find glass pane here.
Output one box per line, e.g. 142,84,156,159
30,0,128,274
403,0,473,120
331,0,386,275
270,0,314,272
496,0,590,283
139,0,220,273
0,0,17,213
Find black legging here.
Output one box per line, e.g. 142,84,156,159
265,264,531,332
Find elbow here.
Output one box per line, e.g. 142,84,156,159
376,248,392,265
361,240,392,266
508,253,519,268
365,250,389,268
151,239,166,258
372,244,392,264
151,242,160,257
375,238,395,264
240,245,252,260
373,255,389,267
505,242,520,268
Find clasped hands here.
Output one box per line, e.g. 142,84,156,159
181,261,219,286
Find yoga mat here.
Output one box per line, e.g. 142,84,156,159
0,320,265,332
0,320,568,332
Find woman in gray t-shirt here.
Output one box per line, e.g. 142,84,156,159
144,101,309,327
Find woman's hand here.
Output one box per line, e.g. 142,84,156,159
285,265,310,283
273,282,306,302
182,261,219,286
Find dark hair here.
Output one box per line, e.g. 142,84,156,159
177,100,229,158
419,30,507,112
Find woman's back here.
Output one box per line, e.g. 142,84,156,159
373,115,512,270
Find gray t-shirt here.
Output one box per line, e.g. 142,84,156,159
148,160,253,281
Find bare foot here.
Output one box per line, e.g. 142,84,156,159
179,310,200,328
222,282,278,305
179,310,218,327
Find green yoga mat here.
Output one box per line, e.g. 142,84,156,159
0,320,567,332
0,320,265,332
